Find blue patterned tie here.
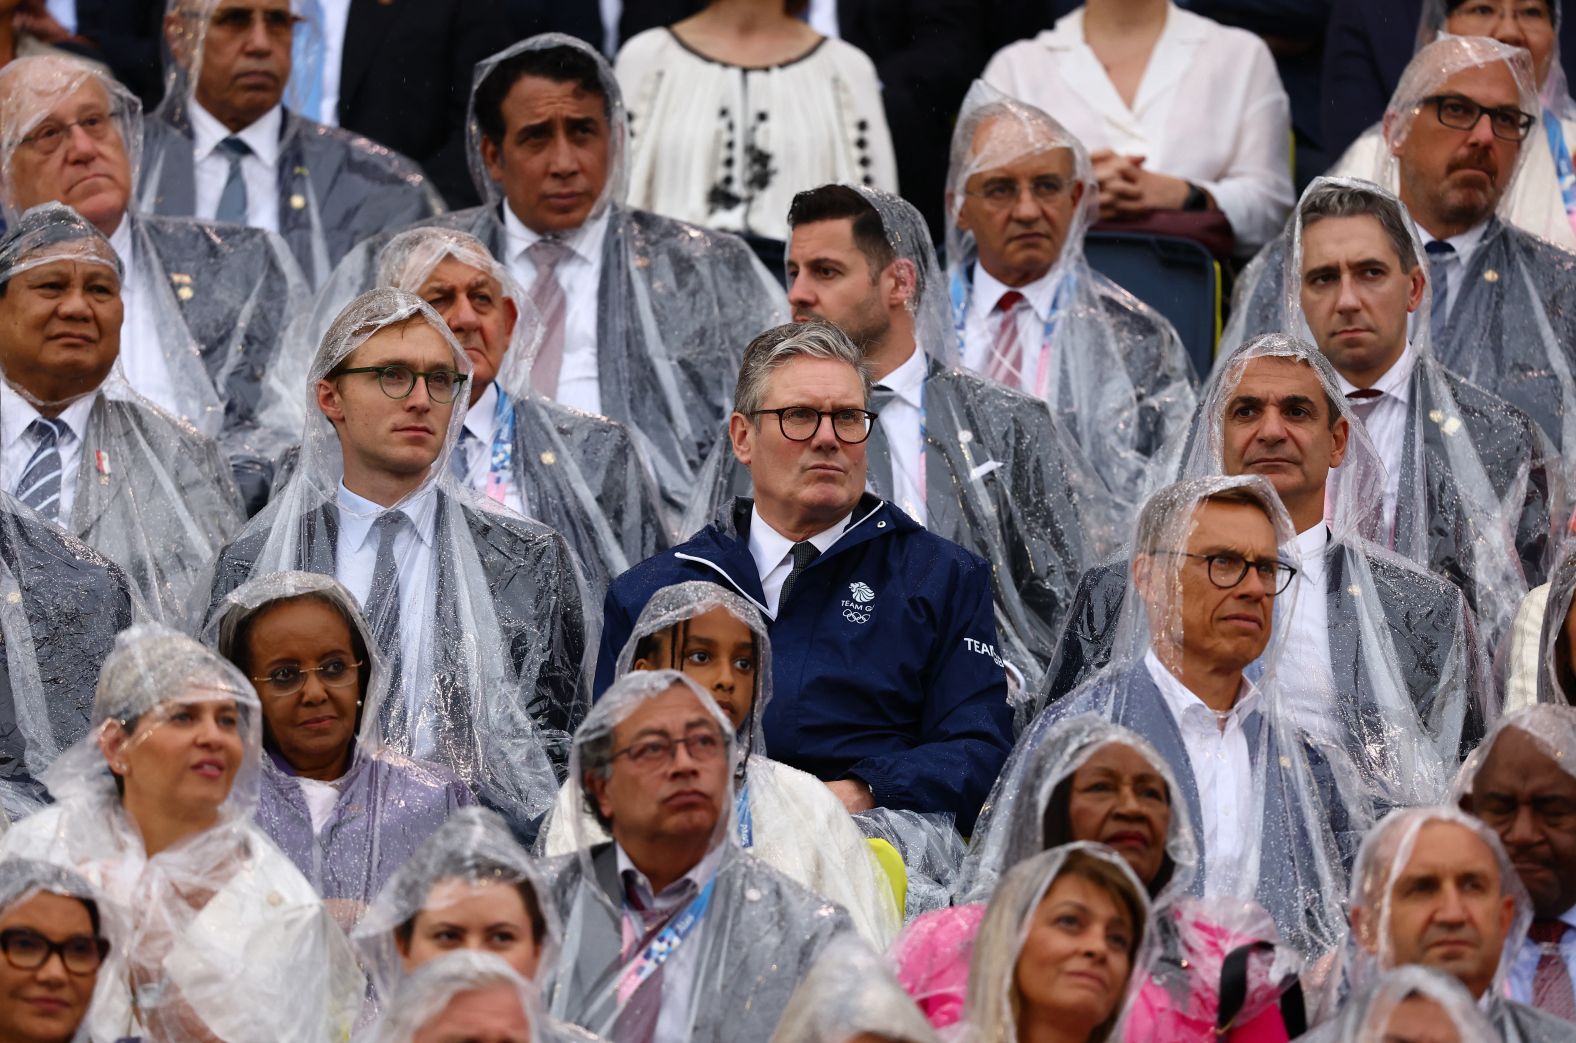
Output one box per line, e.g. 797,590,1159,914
214,136,251,224
1424,240,1456,335
15,417,70,521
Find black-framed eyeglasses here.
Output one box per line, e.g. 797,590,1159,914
1154,551,1298,594
334,365,468,403
0,928,109,976
18,109,122,157
611,726,726,770
209,6,307,34
965,175,1074,208
750,406,878,444
251,658,364,698
1421,94,1536,142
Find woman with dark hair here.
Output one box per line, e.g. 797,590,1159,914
0,859,109,1043
209,571,474,929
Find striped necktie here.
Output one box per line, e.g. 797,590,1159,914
1424,240,1456,335
986,289,1027,388
15,417,70,521
1530,921,1576,1021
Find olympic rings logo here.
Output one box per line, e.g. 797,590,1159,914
842,608,870,624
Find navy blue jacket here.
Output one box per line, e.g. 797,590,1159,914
597,495,1012,832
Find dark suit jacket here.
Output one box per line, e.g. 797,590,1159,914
336,0,513,209
139,107,442,288
67,0,166,109
206,493,587,769
0,503,134,816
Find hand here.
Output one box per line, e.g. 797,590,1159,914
825,778,876,814
1092,152,1202,219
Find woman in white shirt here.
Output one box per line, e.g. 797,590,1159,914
614,0,897,242
983,0,1294,255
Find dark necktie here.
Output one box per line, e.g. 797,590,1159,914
15,417,70,521
366,512,405,665
1345,387,1383,425
611,877,695,1043
1530,921,1576,1022
865,384,896,500
1424,239,1456,335
777,541,819,613
451,428,474,483
215,135,251,225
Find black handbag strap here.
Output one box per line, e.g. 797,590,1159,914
1217,940,1307,1038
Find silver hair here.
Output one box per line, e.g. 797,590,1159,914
732,320,871,420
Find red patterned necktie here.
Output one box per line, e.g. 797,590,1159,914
986,290,1027,388
1530,921,1576,1022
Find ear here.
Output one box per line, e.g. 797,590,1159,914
886,258,918,311
501,297,519,344
948,191,969,234
1132,553,1154,602
1329,415,1350,469
316,377,346,425
98,721,129,776
1496,893,1515,939
1382,111,1400,156
1070,179,1086,209
1406,265,1427,314
632,656,653,671
586,770,614,823
729,412,754,468
1349,903,1378,954
480,136,506,187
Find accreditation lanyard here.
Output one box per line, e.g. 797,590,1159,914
483,389,517,505
1543,110,1576,244
949,265,1068,400
615,876,717,1005
735,785,753,849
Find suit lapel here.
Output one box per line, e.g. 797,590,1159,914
921,365,965,543
338,0,402,113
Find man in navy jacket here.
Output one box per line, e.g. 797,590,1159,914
597,320,1012,833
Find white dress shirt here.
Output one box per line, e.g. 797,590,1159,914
296,776,340,835
1332,341,1415,540
0,382,94,528
748,504,850,618
190,100,283,233
1508,903,1576,1008
316,0,354,127
614,840,725,1043
961,261,1062,397
107,219,184,420
1277,525,1340,745
1417,219,1491,325
871,346,927,526
456,383,528,516
983,4,1294,254
806,0,841,39
334,481,439,753
1144,650,1259,896
44,0,74,32
502,203,609,415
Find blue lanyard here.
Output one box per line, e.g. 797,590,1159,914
1542,110,1576,240
483,389,517,504
616,876,717,1002
734,784,753,849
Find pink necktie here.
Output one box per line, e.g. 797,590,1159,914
528,239,571,399
986,290,1026,388
1530,921,1576,1022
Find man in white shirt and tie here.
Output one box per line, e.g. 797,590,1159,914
1461,706,1576,1025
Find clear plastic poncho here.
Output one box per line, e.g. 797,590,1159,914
0,484,135,822
540,580,901,946
1453,702,1576,799
1325,966,1498,1043
1155,333,1479,790
943,80,1198,507
141,0,444,289
1218,175,1552,650
0,201,244,622
769,933,940,1043
207,570,475,923
1010,475,1356,964
202,287,588,829
363,950,555,1043
1509,543,1576,704
351,805,560,1021
0,54,309,477
955,843,1154,1043
544,669,849,1042
684,179,1120,696
300,33,787,525
372,225,667,596
0,624,365,1041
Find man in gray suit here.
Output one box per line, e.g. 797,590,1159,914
0,53,307,511
546,669,848,1042
141,0,443,289
0,202,241,621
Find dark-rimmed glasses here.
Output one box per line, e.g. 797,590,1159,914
334,365,468,403
611,726,726,770
750,407,878,444
251,658,363,698
18,110,121,157
0,928,109,976
1421,94,1536,142
1154,551,1298,594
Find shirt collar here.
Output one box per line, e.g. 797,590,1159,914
1294,524,1330,579
190,99,284,168
615,838,725,907
748,503,850,574
1418,216,1491,270
874,345,926,408
463,381,499,445
970,259,1060,323
502,200,609,269
1333,340,1416,404
0,380,94,453
1143,649,1259,726
335,480,438,551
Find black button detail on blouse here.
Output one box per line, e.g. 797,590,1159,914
757,111,768,121
856,137,867,149
856,119,869,131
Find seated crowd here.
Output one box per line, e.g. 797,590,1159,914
3,2,1576,1042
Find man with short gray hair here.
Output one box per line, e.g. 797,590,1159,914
595,320,1012,832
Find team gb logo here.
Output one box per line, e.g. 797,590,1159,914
849,582,875,603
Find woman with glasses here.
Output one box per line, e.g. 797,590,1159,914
0,625,364,1041
0,859,109,1043
209,570,474,931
